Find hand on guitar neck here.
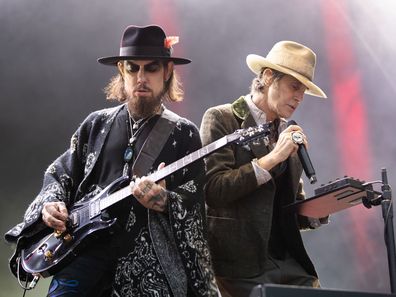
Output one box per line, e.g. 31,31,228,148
131,162,168,212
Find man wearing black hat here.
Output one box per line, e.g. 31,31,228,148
200,41,328,297
5,25,218,297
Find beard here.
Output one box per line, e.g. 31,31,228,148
125,84,165,119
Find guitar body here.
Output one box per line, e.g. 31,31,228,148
20,176,130,277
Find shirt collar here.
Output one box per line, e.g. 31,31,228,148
245,94,267,125
245,94,287,132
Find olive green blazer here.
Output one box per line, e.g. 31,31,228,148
200,96,317,278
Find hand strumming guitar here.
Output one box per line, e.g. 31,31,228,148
41,202,69,232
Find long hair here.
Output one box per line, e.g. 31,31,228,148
250,67,284,94
103,62,184,103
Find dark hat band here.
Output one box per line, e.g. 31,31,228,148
120,46,171,58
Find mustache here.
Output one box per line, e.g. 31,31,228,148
134,84,152,92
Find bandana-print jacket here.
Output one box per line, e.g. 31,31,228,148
5,104,218,297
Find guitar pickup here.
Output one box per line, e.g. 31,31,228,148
69,212,79,228
89,200,101,218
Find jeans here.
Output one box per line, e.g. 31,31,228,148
47,238,117,297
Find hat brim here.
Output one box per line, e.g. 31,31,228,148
97,55,191,65
246,54,327,98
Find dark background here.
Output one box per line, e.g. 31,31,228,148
1,0,395,295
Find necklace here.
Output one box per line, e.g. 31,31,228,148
122,106,156,176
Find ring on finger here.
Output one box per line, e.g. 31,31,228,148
291,131,304,145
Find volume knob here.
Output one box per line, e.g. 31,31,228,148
63,234,72,242
44,250,53,261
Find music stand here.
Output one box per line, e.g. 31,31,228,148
284,177,380,218
284,168,396,294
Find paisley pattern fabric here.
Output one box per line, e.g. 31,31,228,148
5,104,219,296
113,228,172,297
168,192,216,296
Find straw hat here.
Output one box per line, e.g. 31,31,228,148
246,41,326,98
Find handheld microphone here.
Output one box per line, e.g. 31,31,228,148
287,120,317,184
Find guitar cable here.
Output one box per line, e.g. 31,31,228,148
22,278,28,297
16,256,40,295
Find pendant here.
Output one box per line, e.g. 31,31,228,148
124,146,134,162
122,163,130,177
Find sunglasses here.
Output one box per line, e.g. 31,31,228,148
123,61,163,73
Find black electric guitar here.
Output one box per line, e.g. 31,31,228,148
20,124,271,277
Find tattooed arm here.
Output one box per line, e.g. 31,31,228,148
131,163,169,212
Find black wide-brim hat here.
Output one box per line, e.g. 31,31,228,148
98,25,191,65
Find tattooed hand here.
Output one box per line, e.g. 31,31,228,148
131,162,168,212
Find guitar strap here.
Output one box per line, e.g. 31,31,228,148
132,107,189,296
132,107,179,177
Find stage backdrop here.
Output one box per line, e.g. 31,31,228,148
1,0,395,295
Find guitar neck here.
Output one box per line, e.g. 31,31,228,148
99,134,230,211
149,135,229,182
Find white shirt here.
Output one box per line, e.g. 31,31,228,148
245,95,287,185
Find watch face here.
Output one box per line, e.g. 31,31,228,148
292,131,304,144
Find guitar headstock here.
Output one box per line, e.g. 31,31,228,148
227,123,272,146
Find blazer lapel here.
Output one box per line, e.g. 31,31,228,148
232,97,270,159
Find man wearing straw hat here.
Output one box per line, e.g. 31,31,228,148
5,25,219,296
200,41,328,297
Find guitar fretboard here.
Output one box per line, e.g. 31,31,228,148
99,135,229,211
150,136,228,182
100,186,132,210
99,124,270,211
